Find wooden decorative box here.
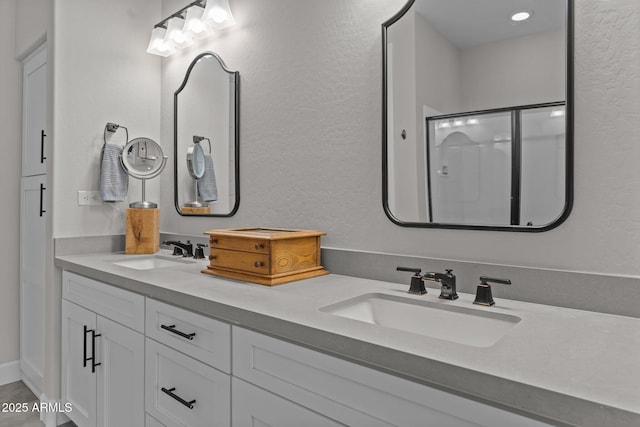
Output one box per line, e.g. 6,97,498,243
201,228,329,286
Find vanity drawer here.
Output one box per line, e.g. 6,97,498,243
145,339,230,427
146,298,231,373
209,235,270,254
233,327,552,427
62,271,144,332
208,249,270,274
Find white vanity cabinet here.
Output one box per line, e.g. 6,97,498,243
61,272,145,427
232,327,553,427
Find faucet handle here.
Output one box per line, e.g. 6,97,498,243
396,266,422,275
396,266,427,295
194,244,206,259
474,276,511,306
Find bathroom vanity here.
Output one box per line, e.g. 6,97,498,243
55,250,640,427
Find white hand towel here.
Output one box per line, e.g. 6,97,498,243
100,143,129,202
198,153,218,202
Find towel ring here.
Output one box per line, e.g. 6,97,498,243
103,122,129,147
193,135,212,153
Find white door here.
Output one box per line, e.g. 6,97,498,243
22,45,47,177
96,316,144,427
19,175,47,394
62,300,98,427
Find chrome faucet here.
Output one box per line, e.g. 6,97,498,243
424,269,458,300
163,240,193,257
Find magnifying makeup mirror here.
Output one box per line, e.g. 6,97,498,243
120,137,168,208
184,138,206,207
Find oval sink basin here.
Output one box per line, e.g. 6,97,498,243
320,293,521,347
112,255,195,270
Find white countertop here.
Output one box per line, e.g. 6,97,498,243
55,251,640,427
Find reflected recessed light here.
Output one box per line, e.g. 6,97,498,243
453,120,465,127
439,122,451,129
550,110,565,117
466,119,479,125
511,11,532,22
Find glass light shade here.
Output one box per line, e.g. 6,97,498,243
166,17,194,48
203,0,236,29
184,6,214,40
146,27,176,57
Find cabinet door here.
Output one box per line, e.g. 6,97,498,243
96,317,144,427
20,175,47,394
232,378,344,427
61,300,97,427
22,45,47,176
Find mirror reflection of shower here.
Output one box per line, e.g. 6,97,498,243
184,136,209,208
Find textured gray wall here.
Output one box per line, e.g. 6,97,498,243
160,0,640,278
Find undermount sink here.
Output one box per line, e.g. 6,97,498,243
320,293,521,347
112,255,195,270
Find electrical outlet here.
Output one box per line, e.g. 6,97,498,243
78,191,103,206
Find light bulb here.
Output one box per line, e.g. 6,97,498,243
166,17,193,48
203,0,236,29
146,27,176,57
184,6,214,40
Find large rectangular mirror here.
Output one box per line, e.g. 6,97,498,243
383,0,573,231
174,52,240,217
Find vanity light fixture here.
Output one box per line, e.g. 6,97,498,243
203,0,236,29
466,118,480,125
453,120,465,127
146,27,176,57
146,0,235,57
511,11,532,22
438,121,452,129
166,17,194,48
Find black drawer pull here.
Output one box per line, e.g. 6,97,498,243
161,324,196,340
161,387,196,409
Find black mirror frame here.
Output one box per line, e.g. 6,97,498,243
381,0,574,232
174,51,240,217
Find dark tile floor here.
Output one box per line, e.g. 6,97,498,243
0,381,75,427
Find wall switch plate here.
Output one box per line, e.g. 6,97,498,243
78,190,102,206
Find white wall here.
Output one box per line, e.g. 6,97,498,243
159,0,640,278
0,0,22,366
14,0,51,59
460,29,565,111
52,0,162,238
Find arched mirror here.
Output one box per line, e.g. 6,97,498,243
175,52,240,216
383,0,573,231
121,137,167,208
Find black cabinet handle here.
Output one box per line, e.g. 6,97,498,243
83,325,90,368
91,330,102,373
161,324,196,341
40,130,47,163
39,183,46,217
83,327,101,372
161,387,196,409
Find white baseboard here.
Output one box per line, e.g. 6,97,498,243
0,360,21,386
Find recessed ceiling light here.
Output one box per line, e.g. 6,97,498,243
511,11,532,22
